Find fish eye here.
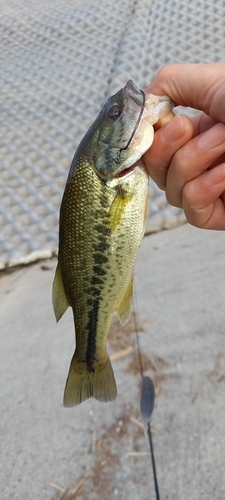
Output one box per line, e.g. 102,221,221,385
107,105,122,120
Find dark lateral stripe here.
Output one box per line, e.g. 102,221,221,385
86,297,100,372
85,263,106,369
85,191,110,370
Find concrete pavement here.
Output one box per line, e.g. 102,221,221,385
1,223,225,500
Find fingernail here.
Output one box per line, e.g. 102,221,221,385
203,164,225,185
197,123,225,150
160,115,184,145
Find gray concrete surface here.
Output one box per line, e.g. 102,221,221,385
1,223,225,500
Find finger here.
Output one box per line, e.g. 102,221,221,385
166,123,225,207
143,114,194,189
146,63,225,123
191,112,216,136
182,164,225,230
154,110,175,131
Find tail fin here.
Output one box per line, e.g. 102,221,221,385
63,353,117,407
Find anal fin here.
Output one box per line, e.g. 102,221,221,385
116,277,133,325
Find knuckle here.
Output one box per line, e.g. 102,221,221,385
182,182,207,228
165,188,181,207
171,148,189,175
182,181,192,201
182,181,196,207
155,64,179,82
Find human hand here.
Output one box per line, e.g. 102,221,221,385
143,63,225,230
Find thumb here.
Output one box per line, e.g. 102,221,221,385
146,63,225,124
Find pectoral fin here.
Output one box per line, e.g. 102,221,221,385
116,277,133,325
52,263,69,322
109,192,133,232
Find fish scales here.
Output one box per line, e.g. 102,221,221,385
52,80,173,406
58,155,148,403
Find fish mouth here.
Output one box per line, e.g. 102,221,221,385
115,165,135,178
116,81,145,160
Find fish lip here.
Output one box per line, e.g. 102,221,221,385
117,83,145,157
124,80,144,107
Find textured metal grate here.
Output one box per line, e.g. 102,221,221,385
1,0,225,268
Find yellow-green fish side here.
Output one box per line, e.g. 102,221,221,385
53,153,148,406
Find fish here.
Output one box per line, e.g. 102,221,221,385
52,80,173,407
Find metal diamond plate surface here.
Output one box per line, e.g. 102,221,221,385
1,0,225,268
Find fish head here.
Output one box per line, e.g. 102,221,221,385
81,80,174,181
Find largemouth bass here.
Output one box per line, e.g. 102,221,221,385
53,80,173,407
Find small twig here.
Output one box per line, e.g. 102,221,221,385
92,429,96,454
110,345,134,362
100,459,108,466
210,355,225,382
130,416,144,429
149,356,159,371
66,475,87,496
50,483,65,493
127,451,150,457
57,471,91,500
